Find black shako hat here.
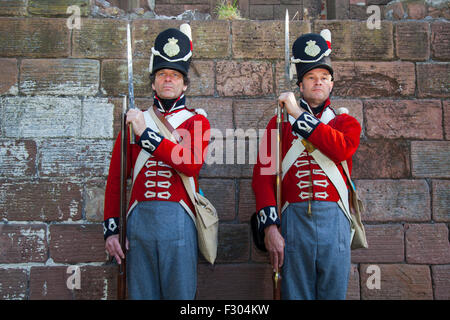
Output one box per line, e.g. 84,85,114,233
291,29,333,84
149,24,192,76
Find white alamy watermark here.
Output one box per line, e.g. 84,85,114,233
66,266,81,290
66,5,81,30
366,264,381,290
366,5,381,30
156,122,279,175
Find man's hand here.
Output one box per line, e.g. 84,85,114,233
264,225,285,272
126,109,146,137
105,234,129,265
278,92,302,119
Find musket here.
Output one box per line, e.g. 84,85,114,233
273,8,290,301
117,96,128,300
117,21,136,300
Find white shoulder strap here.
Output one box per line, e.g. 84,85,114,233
309,149,351,223
282,139,305,180
167,109,195,130
132,108,196,184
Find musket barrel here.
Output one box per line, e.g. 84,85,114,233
117,95,128,300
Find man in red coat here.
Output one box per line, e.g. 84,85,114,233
252,30,361,299
103,25,210,299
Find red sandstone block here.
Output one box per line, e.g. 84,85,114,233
0,59,18,95
0,268,27,300
274,60,302,96
417,63,450,98
395,22,429,60
333,61,415,97
444,100,450,140
352,140,410,179
198,178,236,221
72,18,127,59
232,20,310,59
218,61,273,97
365,99,443,139
238,179,256,223
20,59,99,96
0,179,82,221
406,2,427,19
0,224,48,263
191,21,230,59
29,266,73,300
332,99,364,132
197,263,272,299
27,0,90,16
215,224,249,263
49,224,106,263
405,223,450,264
411,141,450,178
216,61,273,97
356,179,430,222
101,59,150,97
233,98,276,132
314,21,394,60
0,139,37,178
351,224,404,263
187,98,234,136
187,60,215,96
249,4,274,20
0,17,70,58
346,264,360,300
38,138,113,177
73,265,118,300
431,22,450,61
432,180,450,222
360,264,433,300
0,0,27,16
432,265,450,300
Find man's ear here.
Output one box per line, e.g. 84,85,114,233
299,82,304,94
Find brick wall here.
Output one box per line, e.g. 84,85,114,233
0,1,449,300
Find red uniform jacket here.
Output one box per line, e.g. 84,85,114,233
103,98,210,239
252,98,361,230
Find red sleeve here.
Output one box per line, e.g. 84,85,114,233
252,116,277,212
308,113,361,163
103,130,134,221
153,114,210,177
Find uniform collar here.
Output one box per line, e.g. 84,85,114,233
154,94,186,115
299,97,331,118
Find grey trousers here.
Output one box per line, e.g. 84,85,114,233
126,201,198,300
281,201,351,300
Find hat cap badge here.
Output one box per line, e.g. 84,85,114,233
304,40,320,57
163,37,180,57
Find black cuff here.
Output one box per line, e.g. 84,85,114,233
257,206,280,232
103,218,119,240
138,128,164,153
292,112,321,139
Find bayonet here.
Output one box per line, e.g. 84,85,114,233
127,22,135,110
127,22,136,143
283,8,290,122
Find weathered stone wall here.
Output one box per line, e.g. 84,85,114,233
0,0,449,300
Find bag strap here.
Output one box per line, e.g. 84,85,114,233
152,106,182,143
147,107,199,206
341,160,356,192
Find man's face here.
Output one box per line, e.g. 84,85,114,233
299,68,333,107
152,68,187,99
